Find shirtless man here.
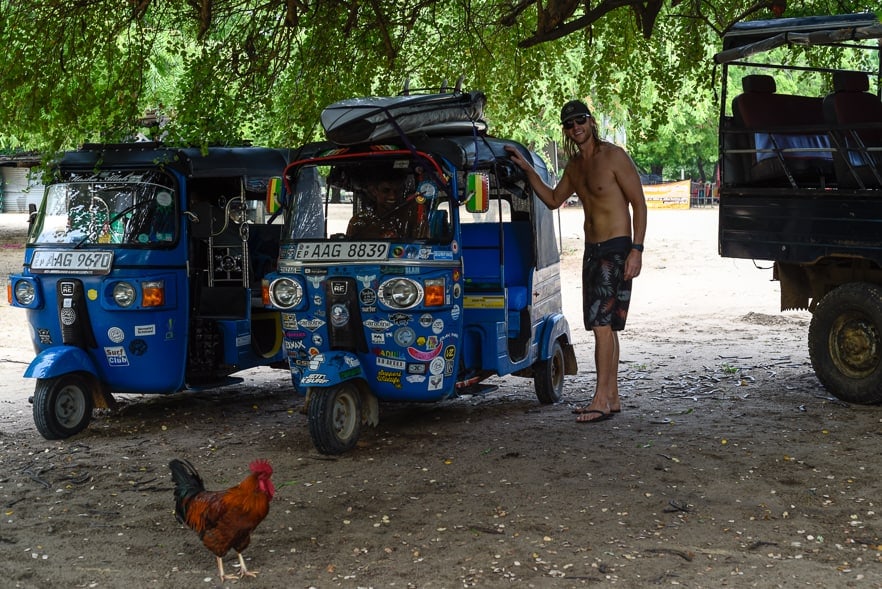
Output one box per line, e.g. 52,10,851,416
506,100,647,423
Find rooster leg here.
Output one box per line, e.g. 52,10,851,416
216,556,238,581
236,551,258,578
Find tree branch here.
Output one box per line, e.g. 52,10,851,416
512,0,638,48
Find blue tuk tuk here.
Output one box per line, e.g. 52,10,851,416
7,144,291,439
264,92,578,453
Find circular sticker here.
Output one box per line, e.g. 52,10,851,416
418,180,437,199
129,339,148,356
60,308,76,326
360,288,377,305
107,327,125,343
394,327,416,347
330,304,349,327
429,356,446,375
156,190,173,207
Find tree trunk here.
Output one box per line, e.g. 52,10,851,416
696,157,707,183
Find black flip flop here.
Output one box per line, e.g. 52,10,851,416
575,409,614,423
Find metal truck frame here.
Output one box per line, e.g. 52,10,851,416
715,12,882,403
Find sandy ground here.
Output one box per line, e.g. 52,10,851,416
3,207,882,588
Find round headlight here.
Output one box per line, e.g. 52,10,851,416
112,282,137,307
14,280,35,305
378,278,423,309
269,277,303,309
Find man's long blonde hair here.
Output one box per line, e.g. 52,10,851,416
563,115,603,160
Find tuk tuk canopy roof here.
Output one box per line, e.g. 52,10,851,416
714,12,881,64
288,135,548,184
55,143,292,180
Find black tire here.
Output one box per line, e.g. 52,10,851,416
534,338,565,404
808,282,882,404
307,383,362,455
33,374,94,440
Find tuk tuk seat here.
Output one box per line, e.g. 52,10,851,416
461,222,531,310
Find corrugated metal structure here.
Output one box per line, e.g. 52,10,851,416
1,166,44,213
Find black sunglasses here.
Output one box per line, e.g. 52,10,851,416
563,115,589,129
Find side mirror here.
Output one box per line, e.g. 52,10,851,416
465,173,489,214
266,176,283,214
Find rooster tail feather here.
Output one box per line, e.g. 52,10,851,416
169,458,205,523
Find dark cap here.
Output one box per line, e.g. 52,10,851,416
560,100,592,123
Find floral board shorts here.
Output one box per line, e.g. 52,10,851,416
582,236,632,331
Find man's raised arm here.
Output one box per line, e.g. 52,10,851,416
504,146,573,210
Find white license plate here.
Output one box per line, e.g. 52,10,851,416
30,250,114,275
293,241,389,262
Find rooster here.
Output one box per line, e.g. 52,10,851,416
169,458,275,581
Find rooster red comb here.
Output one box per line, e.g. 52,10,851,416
249,459,273,476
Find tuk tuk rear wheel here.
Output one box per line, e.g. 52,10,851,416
307,383,363,455
534,338,565,404
33,374,94,440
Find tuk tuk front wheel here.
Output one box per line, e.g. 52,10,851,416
534,338,565,404
307,383,363,455
33,374,94,440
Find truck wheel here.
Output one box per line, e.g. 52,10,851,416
808,282,882,404
33,374,94,440
534,338,565,404
307,383,362,455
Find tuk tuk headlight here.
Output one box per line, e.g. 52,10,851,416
112,282,137,307
14,280,36,306
269,277,303,309
378,278,423,309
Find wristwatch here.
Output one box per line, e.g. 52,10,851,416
631,243,644,252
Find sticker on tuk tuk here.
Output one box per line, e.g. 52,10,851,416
134,324,156,337
464,295,505,308
31,250,114,275
377,370,402,388
107,327,125,343
104,346,129,366
376,356,406,370
408,342,442,361
301,373,330,385
293,242,389,261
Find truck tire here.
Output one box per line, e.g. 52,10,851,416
808,282,882,404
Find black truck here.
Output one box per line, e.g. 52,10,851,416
715,12,882,403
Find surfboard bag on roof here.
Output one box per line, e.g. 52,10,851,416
320,91,487,145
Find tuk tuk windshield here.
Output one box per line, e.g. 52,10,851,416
285,159,452,243
29,170,177,246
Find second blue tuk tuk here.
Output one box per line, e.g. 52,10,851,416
264,93,578,454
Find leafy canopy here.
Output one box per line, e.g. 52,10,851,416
0,0,871,178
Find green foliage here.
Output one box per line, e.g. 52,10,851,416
0,0,876,183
